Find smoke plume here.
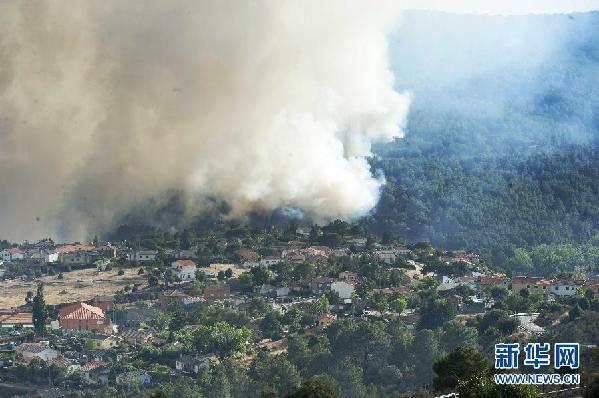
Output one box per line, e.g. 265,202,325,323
0,1,410,241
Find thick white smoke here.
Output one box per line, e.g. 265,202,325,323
0,1,410,241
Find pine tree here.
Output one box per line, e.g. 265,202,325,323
32,283,48,335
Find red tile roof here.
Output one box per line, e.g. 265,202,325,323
0,312,32,325
173,259,197,267
59,303,106,320
56,244,95,254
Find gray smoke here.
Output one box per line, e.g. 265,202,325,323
3,1,596,242
0,1,410,241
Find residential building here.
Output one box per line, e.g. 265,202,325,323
204,284,231,299
339,271,358,282
166,249,198,260
171,259,197,281
92,296,116,312
129,250,158,263
260,256,282,267
81,361,110,384
551,279,582,297
120,328,154,345
16,343,58,362
59,302,113,333
0,247,24,262
158,290,190,306
375,250,396,265
0,312,33,328
29,250,59,264
61,250,95,265
175,353,217,374
330,281,355,299
234,249,260,267
512,276,582,297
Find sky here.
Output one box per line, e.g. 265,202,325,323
408,0,599,15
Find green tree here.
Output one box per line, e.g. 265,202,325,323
457,374,539,398
251,351,302,397
193,321,252,358
32,283,48,335
433,346,489,391
286,376,337,398
371,291,389,314
251,265,273,286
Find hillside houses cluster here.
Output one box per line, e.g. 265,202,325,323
0,242,117,269
1,229,599,396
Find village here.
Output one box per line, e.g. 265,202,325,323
0,223,598,397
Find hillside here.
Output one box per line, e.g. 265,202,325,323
364,11,599,268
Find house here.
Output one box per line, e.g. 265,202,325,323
16,343,58,362
478,275,509,289
85,334,119,350
81,361,110,384
29,250,59,264
0,312,33,328
234,249,260,267
204,284,231,299
61,250,95,265
550,279,582,297
339,271,358,282
310,277,335,295
56,244,96,262
96,245,117,259
59,302,113,333
394,246,412,256
512,276,582,297
129,250,158,263
260,256,282,267
0,247,24,262
171,259,197,281
511,276,546,295
175,353,218,374
116,306,157,327
375,250,396,265
167,249,198,260
158,290,190,306
437,276,458,292
330,281,355,300
92,295,116,312
120,328,154,345
260,285,290,298
116,370,151,385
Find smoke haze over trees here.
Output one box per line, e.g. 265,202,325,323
365,11,599,268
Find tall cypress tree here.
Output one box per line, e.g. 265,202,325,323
32,283,48,335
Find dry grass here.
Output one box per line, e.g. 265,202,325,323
0,267,146,310
203,263,248,278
